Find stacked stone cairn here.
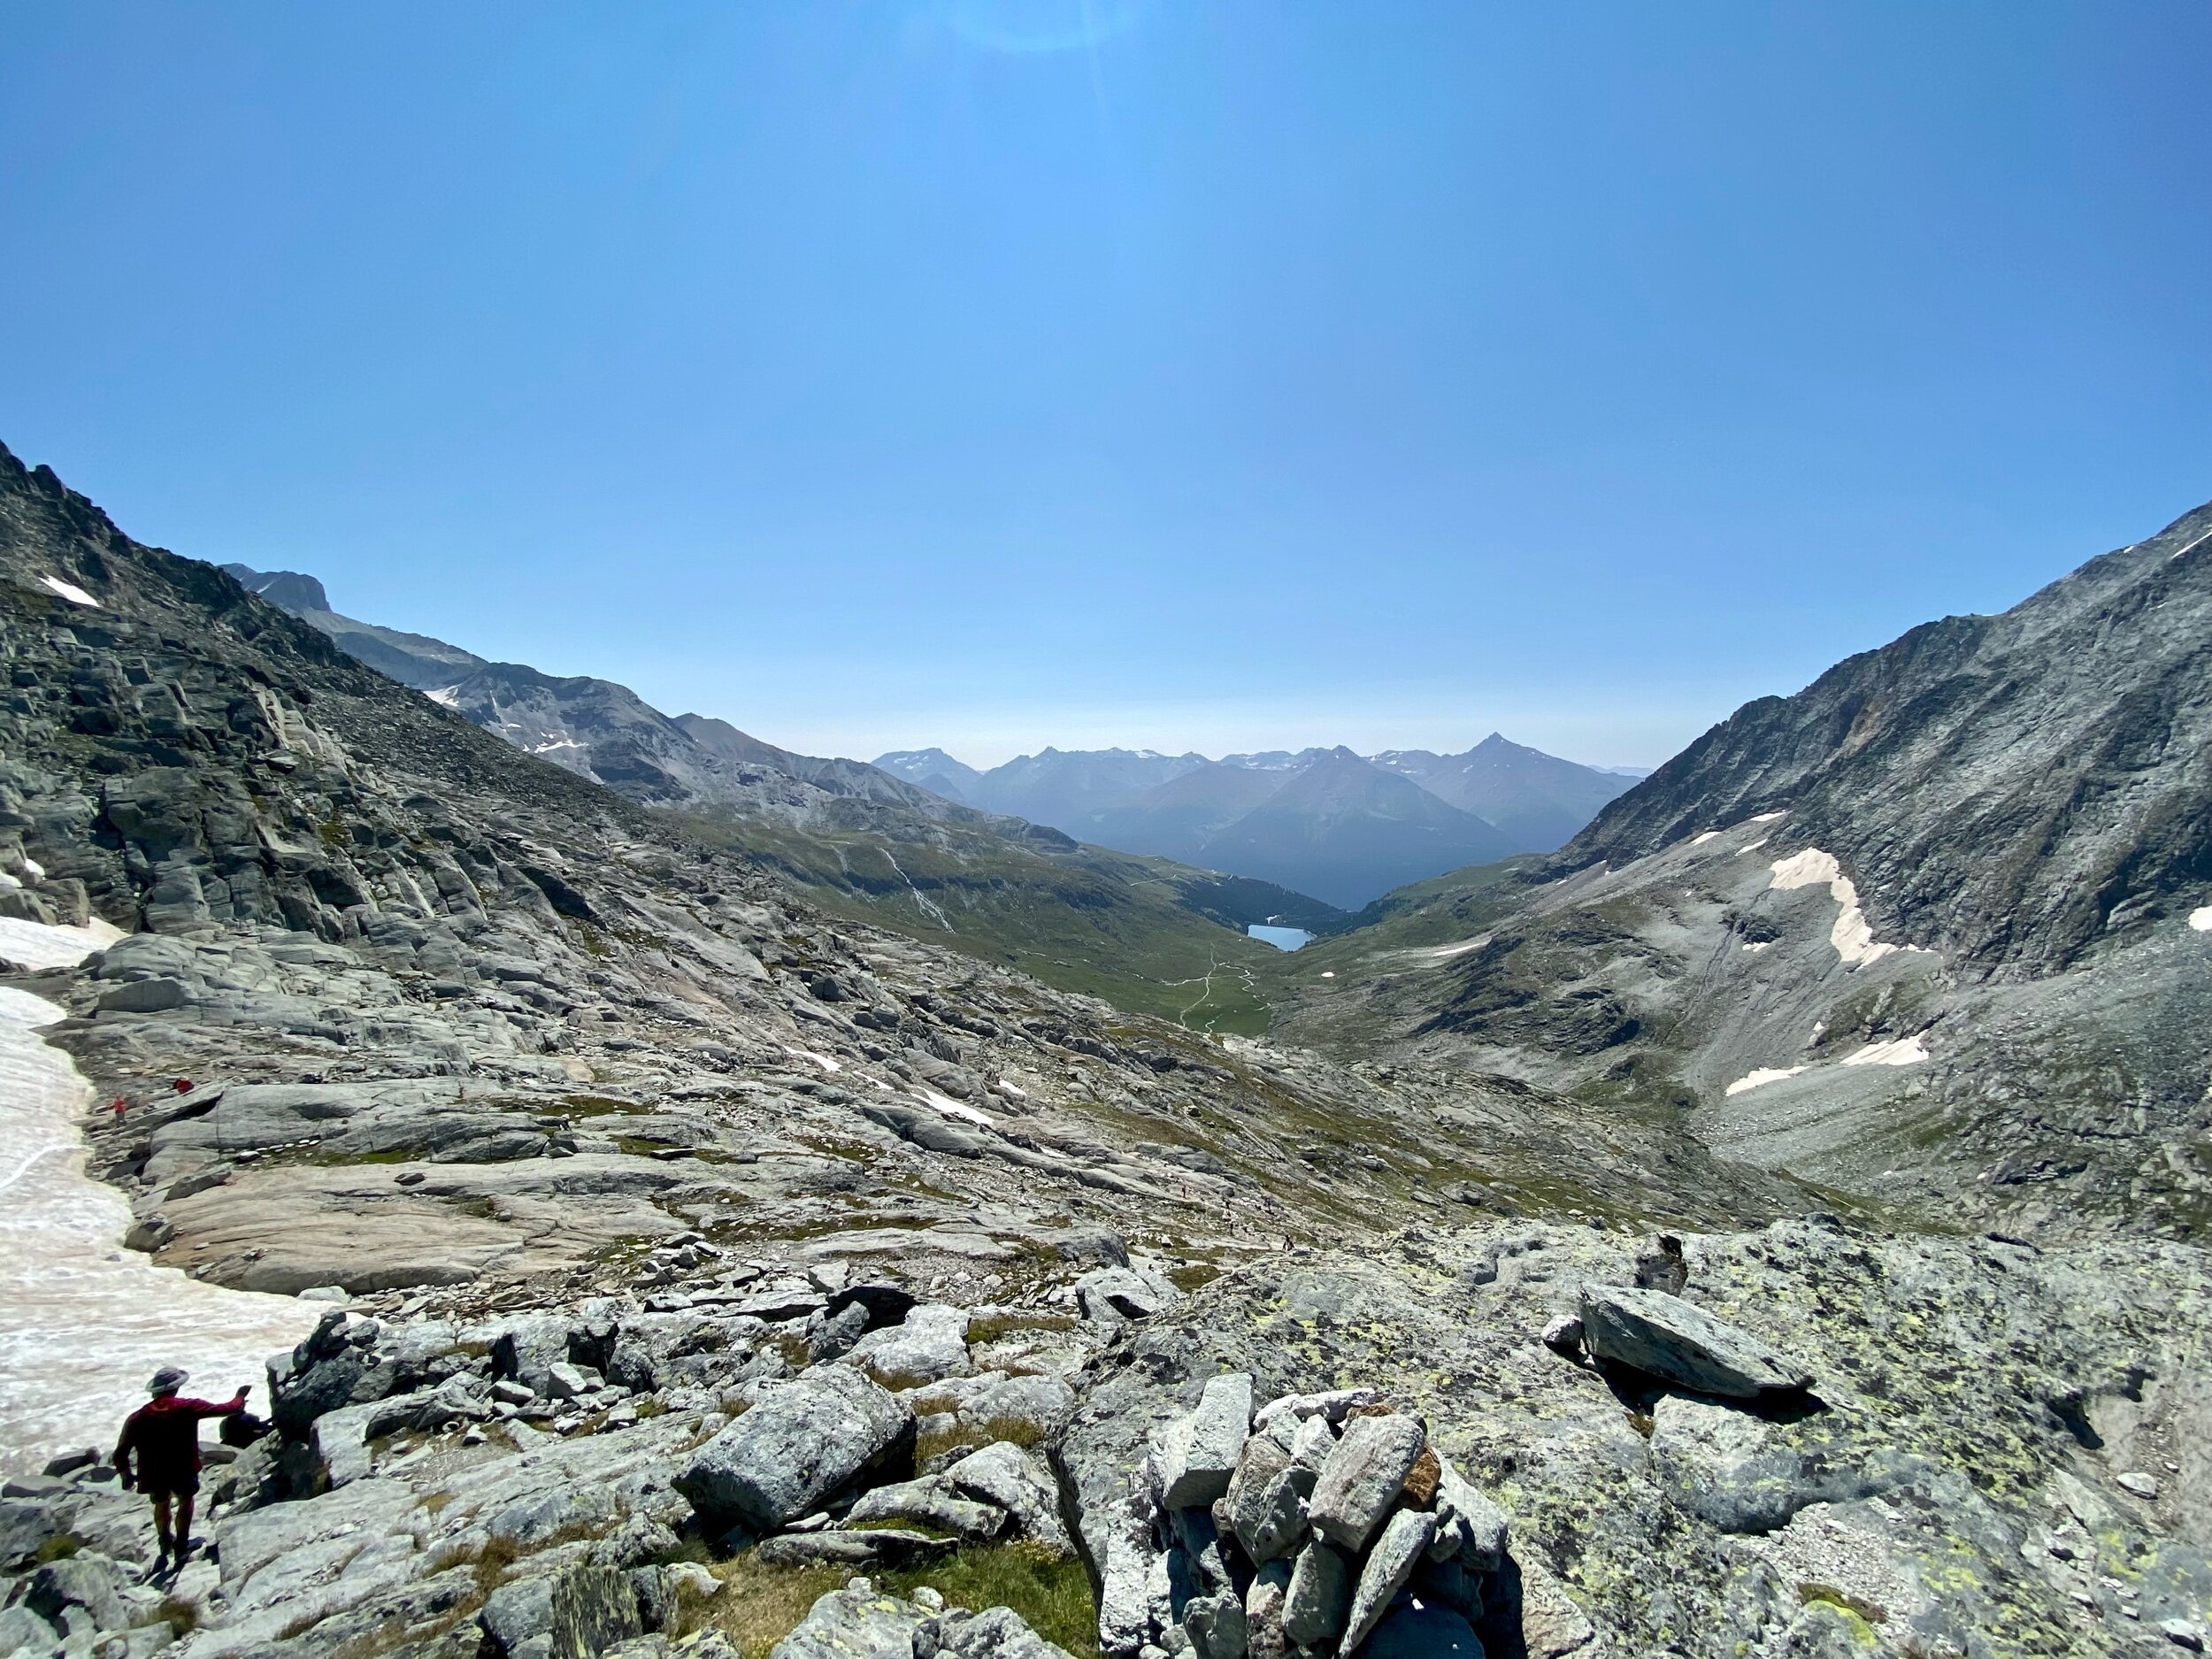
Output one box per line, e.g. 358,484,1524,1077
1141,1374,1508,1659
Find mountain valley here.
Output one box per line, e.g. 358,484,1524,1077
2,445,2208,1659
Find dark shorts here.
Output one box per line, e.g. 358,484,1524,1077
140,1469,199,1500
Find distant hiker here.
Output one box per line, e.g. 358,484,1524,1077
113,1367,250,1571
110,1095,127,1122
171,1078,193,1094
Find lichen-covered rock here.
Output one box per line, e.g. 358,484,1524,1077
676,1365,911,1533
1281,1538,1351,1647
1306,1414,1425,1552
1341,1508,1435,1652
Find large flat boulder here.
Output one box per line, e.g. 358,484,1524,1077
1307,1414,1425,1553
1578,1285,1812,1397
676,1365,912,1533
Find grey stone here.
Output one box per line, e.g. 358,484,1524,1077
849,1302,971,1385
1648,1394,1878,1534
1308,1413,1425,1552
843,1477,1005,1540
1431,1457,1509,1574
935,1604,1080,1659
1281,1537,1351,1647
1343,1508,1435,1653
1184,1592,1248,1659
1241,1472,1305,1565
1578,1286,1812,1397
1163,1371,1253,1509
676,1365,912,1532
1244,1561,1292,1659
755,1530,955,1568
942,1440,1076,1556
1224,1435,1291,1555
26,1555,128,1632
480,1576,555,1655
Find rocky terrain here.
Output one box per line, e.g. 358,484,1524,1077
1275,502,2212,1240
2,443,2208,1659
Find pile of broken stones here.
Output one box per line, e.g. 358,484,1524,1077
1116,1374,1509,1659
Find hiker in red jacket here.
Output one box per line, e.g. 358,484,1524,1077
112,1366,250,1570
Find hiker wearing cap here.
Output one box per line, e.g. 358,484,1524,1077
112,1366,250,1570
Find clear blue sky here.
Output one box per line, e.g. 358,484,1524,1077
4,3,2208,767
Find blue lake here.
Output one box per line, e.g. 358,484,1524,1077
1248,925,1312,952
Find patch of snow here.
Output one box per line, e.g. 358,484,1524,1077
2190,906,2212,933
425,686,462,708
23,859,44,879
2167,526,2212,562
1690,831,1721,846
1841,1033,1931,1068
1749,810,1788,823
0,914,126,972
782,1046,841,1074
1740,941,1771,954
1738,839,1769,854
1725,1066,1808,1096
529,739,583,754
1427,937,1489,960
0,872,16,889
992,1079,1028,1101
1320,971,1335,979
38,574,99,607
1769,848,1931,968
0,926,319,1471
915,1087,995,1128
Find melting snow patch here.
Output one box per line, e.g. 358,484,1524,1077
915,1087,995,1128
1842,1033,1931,1068
1690,831,1721,847
1320,971,1335,979
1740,941,1771,954
1749,810,1788,823
1769,849,1929,968
1428,937,1489,960
782,1046,841,1074
425,686,462,708
2191,906,2212,933
530,738,582,753
0,925,319,1469
38,574,99,607
1726,1066,1808,1096
0,914,126,971
1738,838,1770,854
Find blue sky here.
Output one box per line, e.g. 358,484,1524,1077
4,3,2208,767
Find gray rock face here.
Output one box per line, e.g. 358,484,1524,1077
1307,1414,1425,1552
1162,1372,1254,1510
1281,1537,1351,1647
1647,1393,1884,1533
676,1365,912,1532
1578,1284,1812,1397
849,1302,971,1385
1341,1508,1435,1653
768,1585,1076,1659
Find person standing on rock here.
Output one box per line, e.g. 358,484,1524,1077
112,1366,250,1571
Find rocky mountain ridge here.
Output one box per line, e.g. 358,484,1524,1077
1273,498,2212,1244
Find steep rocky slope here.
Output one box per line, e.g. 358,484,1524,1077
1274,502,2212,1240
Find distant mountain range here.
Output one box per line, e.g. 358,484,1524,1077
225,563,1629,910
873,734,1636,908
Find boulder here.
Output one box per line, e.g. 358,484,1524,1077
850,1303,971,1385
1307,1413,1425,1552
942,1440,1076,1556
1342,1508,1435,1652
1163,1372,1254,1509
676,1365,912,1533
843,1477,1006,1540
26,1555,128,1632
1432,1457,1509,1574
1281,1537,1351,1647
1577,1285,1811,1397
756,1530,956,1567
1184,1591,1249,1659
